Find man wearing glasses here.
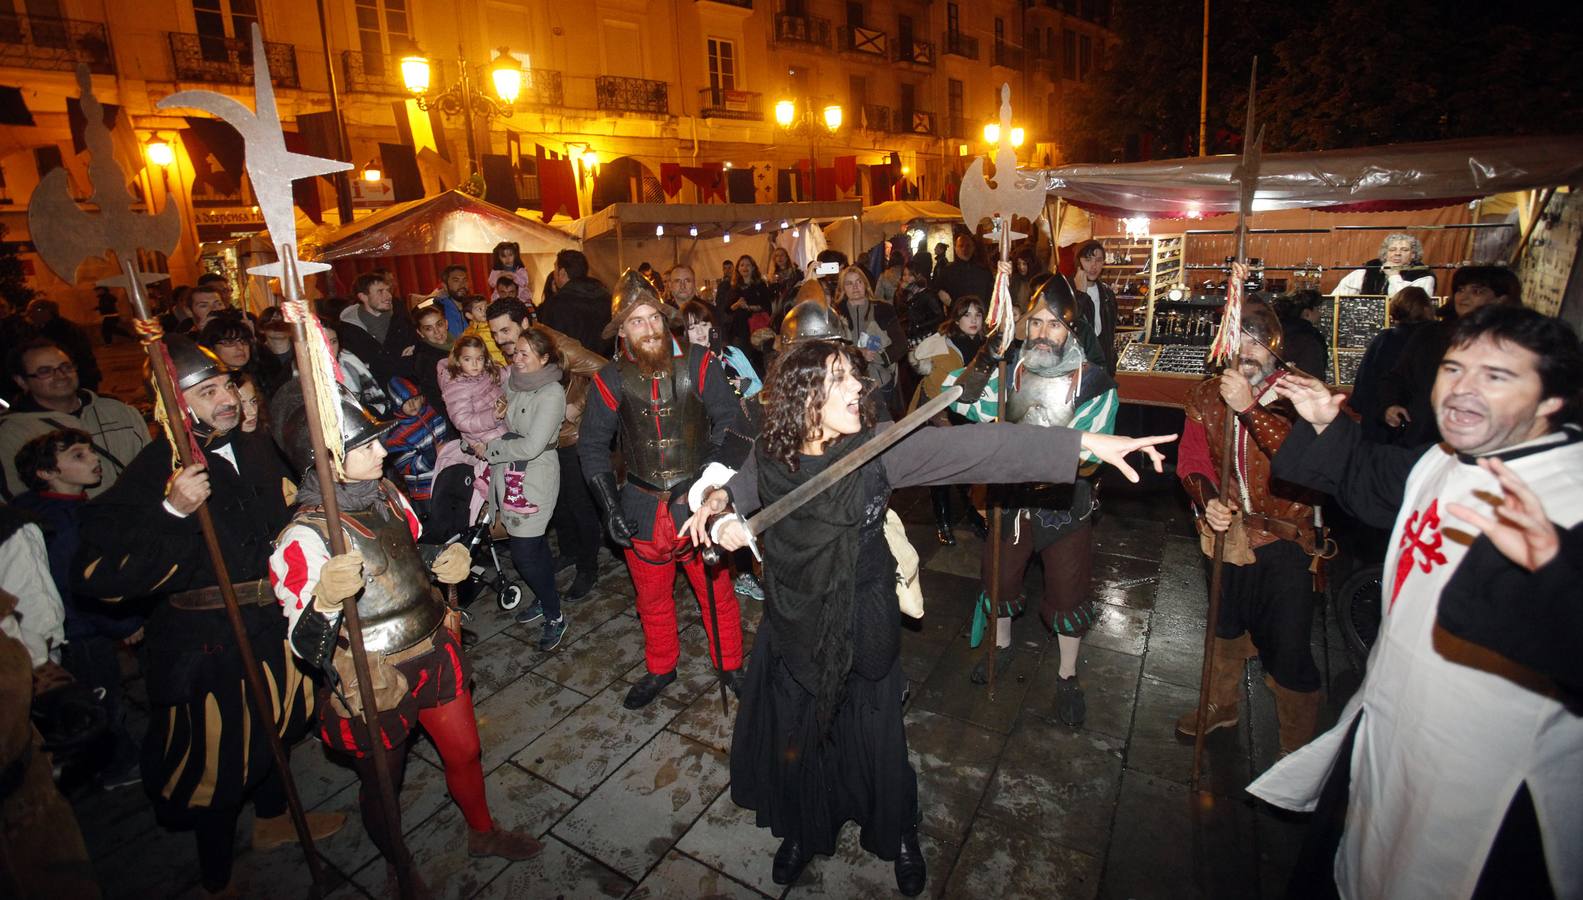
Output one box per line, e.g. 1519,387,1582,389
1,339,148,500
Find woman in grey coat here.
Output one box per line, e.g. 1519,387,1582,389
485,327,568,648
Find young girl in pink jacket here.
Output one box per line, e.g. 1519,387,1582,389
438,336,535,514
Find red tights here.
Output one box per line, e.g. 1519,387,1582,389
353,691,493,859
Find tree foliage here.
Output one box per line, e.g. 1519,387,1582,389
1067,0,1583,161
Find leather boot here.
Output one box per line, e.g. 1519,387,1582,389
772,837,811,885
961,499,989,540
931,486,955,545
1175,633,1255,737
1266,675,1322,758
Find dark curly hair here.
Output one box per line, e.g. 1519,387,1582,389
760,339,874,472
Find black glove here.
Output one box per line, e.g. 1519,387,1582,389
955,341,1002,404
589,472,636,548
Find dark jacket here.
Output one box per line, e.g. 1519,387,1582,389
935,260,993,307
410,339,451,424
1351,321,1430,444
1278,315,1330,383
335,304,418,391
39,317,102,392
1379,319,1453,447
12,490,142,640
1072,278,1120,376
539,276,613,357
74,429,292,598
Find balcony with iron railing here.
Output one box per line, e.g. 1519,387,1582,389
596,75,668,115
699,87,762,120
0,13,113,74
837,24,888,59
773,13,832,49
168,32,298,88
992,43,1024,69
942,30,979,60
860,103,891,132
340,50,403,93
895,38,934,68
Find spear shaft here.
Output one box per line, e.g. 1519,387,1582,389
122,259,327,896
278,249,417,895
1191,59,1262,794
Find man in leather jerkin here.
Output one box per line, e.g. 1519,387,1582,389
579,270,747,709
1175,298,1325,759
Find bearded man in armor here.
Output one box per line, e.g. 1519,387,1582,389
270,390,543,895
944,281,1119,724
1175,295,1325,759
73,336,345,897
578,271,748,709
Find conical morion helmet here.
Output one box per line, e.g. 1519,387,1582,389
281,384,396,476
603,268,675,340
778,278,851,346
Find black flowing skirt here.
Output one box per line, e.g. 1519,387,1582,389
729,622,918,860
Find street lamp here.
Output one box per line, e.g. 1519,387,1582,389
982,122,1025,147
403,45,523,176
145,137,175,168
775,97,843,201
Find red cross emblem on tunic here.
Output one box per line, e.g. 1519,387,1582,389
1391,499,1447,608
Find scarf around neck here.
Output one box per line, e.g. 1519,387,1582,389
293,472,386,514
758,429,870,732
508,363,562,394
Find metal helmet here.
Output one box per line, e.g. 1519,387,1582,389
280,384,396,475
1239,296,1285,355
779,279,851,346
602,268,674,340
1015,273,1078,340
159,334,231,391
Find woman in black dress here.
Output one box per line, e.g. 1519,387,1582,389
683,339,1172,895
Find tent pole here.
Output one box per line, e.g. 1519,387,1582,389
852,214,859,261
616,216,625,272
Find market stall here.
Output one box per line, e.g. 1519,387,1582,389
822,200,963,265
552,201,862,288
298,189,576,301
1036,135,1583,407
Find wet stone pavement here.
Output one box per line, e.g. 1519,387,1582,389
72,468,1363,899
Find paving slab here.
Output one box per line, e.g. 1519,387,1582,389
1091,514,1169,563
666,681,741,755
472,836,634,899
979,718,1124,857
786,823,956,899
552,730,731,881
903,706,1006,844
674,787,785,897
1101,769,1259,900
1091,551,1161,610
1153,536,1209,619
1124,675,1251,797
1024,643,1142,743
348,762,580,899
310,753,455,879
921,532,989,578
413,671,587,773
531,611,650,696
942,812,1103,900
514,683,685,798
1081,602,1151,657
629,849,775,900
1142,611,1210,689
910,631,1044,735
464,626,537,704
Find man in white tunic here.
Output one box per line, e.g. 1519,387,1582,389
1251,303,1583,899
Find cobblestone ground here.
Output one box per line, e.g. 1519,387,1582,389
75,346,1363,899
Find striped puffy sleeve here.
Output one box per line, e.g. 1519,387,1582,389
269,522,331,649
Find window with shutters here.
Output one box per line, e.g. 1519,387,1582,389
355,0,414,76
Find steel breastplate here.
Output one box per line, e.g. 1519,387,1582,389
616,354,709,490
300,496,445,655
1007,367,1081,429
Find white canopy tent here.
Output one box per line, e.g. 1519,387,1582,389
547,201,863,285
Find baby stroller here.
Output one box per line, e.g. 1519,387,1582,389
426,448,525,612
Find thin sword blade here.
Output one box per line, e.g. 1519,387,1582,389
746,384,964,537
